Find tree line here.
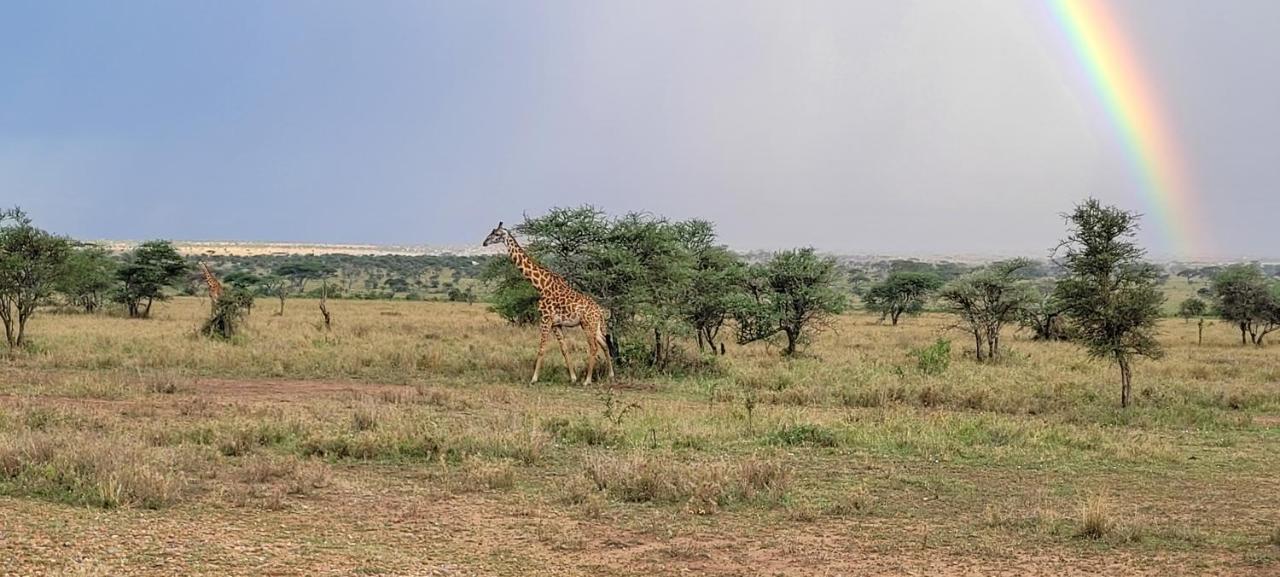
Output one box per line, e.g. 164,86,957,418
4,202,1278,407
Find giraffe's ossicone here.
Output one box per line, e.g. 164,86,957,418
484,222,615,385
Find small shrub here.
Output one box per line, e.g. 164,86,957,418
458,457,516,492
350,405,381,432
583,452,791,512
236,454,302,484
910,338,951,375
824,485,876,517
144,371,190,395
542,418,622,447
764,423,839,447
201,290,253,340
218,420,299,457
1076,495,1115,540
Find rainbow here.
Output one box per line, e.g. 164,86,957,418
1051,0,1202,257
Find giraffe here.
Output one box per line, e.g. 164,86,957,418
483,222,615,385
199,262,223,304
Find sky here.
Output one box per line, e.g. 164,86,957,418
3,1,1279,259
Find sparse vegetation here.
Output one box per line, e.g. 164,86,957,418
2,296,1277,575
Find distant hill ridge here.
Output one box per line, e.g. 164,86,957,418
94,240,1272,266
96,240,505,258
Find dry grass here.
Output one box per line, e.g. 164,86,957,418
1,297,1278,575
582,451,791,513
1077,495,1116,540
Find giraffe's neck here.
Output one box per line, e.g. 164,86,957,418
201,264,222,297
504,236,565,293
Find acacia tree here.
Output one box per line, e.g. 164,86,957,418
114,240,188,318
260,275,290,315
276,261,336,293
0,208,71,348
484,207,747,370
734,248,846,356
1178,297,1208,346
1210,264,1280,346
937,259,1035,361
676,220,746,355
223,271,262,315
1054,199,1164,408
55,244,117,313
863,271,942,325
1020,279,1070,341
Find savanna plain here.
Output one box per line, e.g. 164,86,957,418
2,297,1278,576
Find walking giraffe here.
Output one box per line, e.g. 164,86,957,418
199,262,223,304
483,222,615,385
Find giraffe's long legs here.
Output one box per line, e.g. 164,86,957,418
554,327,577,382
531,322,550,384
582,327,597,386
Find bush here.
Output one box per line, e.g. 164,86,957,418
911,338,951,375
1076,495,1115,540
764,423,838,447
201,289,254,339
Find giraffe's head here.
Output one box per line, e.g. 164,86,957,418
482,222,509,247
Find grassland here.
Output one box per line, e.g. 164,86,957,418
1,297,1278,576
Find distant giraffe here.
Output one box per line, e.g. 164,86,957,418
484,222,614,385
199,262,223,304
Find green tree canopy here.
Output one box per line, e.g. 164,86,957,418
0,208,72,348
863,271,943,325
1210,263,1280,345
937,259,1036,361
485,206,748,369
1178,297,1207,321
1053,199,1164,408
114,240,188,318
55,243,117,313
734,248,846,356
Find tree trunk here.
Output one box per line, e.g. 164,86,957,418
1241,323,1248,345
319,283,332,330
696,329,705,352
973,330,984,362
784,329,798,356
15,312,28,348
891,310,901,326
2,307,14,348
1197,319,1204,346
1118,355,1132,408
277,295,286,316
144,298,153,318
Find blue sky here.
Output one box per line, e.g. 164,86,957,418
3,1,1279,258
